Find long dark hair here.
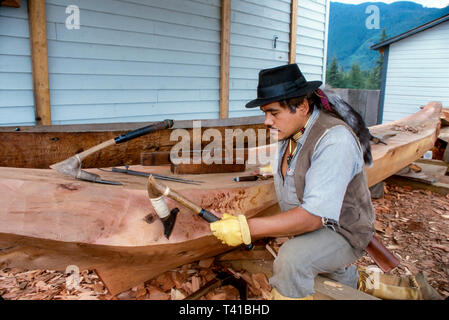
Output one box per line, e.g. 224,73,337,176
278,87,373,166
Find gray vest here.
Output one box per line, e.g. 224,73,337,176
294,111,375,250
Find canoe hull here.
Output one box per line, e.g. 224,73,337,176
0,102,442,295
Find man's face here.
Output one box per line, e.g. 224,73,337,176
261,100,309,141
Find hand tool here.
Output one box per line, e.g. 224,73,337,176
50,120,173,185
110,165,202,185
146,177,179,239
233,175,273,182
147,175,254,250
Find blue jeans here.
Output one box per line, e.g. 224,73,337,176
269,227,364,298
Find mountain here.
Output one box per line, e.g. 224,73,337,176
327,1,449,71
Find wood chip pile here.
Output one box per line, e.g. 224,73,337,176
355,184,449,298
1,183,448,300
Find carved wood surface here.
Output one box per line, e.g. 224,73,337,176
0,102,441,295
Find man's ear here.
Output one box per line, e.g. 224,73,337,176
298,99,309,115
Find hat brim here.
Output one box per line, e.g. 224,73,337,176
245,81,323,108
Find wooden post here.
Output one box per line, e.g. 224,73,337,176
289,0,298,64
219,0,231,119
1,0,20,7
28,0,51,125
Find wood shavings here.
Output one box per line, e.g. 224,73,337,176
355,183,449,299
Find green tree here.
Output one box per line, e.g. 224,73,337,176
347,62,363,89
326,56,342,88
368,28,388,89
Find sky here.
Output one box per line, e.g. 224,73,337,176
332,0,449,8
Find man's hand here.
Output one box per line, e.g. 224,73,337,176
210,214,251,246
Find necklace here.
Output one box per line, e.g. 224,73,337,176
286,115,312,166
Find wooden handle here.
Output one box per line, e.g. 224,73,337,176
148,176,203,213
77,138,116,162
148,176,254,250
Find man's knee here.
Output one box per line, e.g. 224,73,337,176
273,237,313,277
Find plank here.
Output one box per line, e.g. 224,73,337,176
416,158,449,169
28,0,51,125
289,0,298,64
314,275,379,300
141,151,172,166
386,175,449,195
438,126,449,143
0,117,268,169
216,246,274,261
171,162,246,175
393,162,447,185
219,0,230,119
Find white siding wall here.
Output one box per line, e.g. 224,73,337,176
1,0,329,125
296,0,328,82
228,0,329,118
0,1,35,126
382,21,449,123
1,0,221,126
228,0,291,118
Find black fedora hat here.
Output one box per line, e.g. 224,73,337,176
245,64,322,108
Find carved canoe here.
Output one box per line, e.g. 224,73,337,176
0,102,442,295
0,116,268,169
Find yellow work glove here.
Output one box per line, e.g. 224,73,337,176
210,214,251,247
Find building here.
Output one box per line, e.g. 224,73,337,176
0,0,330,126
371,14,449,124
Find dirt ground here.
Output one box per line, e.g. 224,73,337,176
1,182,448,300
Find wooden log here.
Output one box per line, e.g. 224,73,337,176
0,103,441,295
0,165,277,295
28,0,51,125
366,102,442,187
1,0,20,7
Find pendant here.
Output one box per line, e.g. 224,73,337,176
287,154,293,166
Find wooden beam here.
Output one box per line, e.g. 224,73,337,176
314,275,379,300
28,0,51,125
1,0,20,7
289,0,298,64
219,0,230,119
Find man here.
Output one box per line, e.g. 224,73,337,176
210,64,375,300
